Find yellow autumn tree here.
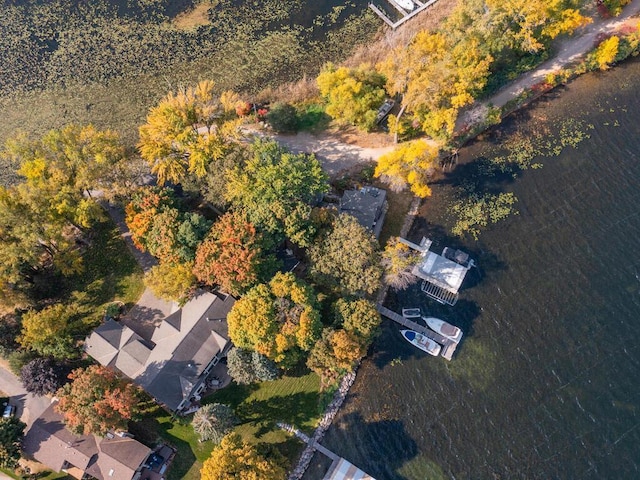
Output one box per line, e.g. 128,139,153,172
589,36,620,70
379,32,493,140
138,80,242,185
200,433,287,480
485,0,591,53
317,63,387,131
375,139,439,198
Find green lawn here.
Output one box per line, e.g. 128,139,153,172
63,217,145,328
376,185,415,247
131,371,322,480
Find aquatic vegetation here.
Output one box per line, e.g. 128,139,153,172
451,192,518,239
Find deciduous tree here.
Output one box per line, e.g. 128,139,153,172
266,103,300,133
381,237,422,290
20,357,69,396
333,298,381,344
0,417,25,469
124,187,176,251
375,140,439,198
56,365,142,435
307,327,366,388
18,304,78,359
144,261,195,302
225,139,329,246
317,63,387,131
192,403,237,444
227,272,322,368
138,80,242,185
193,211,277,296
201,433,287,480
379,32,493,139
308,214,382,297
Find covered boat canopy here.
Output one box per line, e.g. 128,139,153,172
412,251,468,294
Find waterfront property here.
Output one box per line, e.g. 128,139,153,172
399,237,475,305
85,291,235,413
378,305,460,360
339,186,388,238
23,402,151,480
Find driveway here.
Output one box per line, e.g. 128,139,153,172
0,364,53,429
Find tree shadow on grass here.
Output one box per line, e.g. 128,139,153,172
236,391,321,437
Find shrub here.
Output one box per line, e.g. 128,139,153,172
266,103,300,133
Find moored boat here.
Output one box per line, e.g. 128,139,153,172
394,0,415,11
423,316,463,343
401,329,442,356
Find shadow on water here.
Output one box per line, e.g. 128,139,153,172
323,412,421,480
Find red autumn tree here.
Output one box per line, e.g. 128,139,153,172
193,211,277,296
55,365,142,435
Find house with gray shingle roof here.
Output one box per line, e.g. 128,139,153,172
85,291,234,412
339,186,387,238
22,401,151,480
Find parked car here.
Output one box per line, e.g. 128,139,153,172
145,453,164,470
2,404,16,418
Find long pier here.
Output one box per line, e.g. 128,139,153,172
377,305,458,360
369,0,441,30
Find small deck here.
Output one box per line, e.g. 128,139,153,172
377,305,459,360
369,0,441,30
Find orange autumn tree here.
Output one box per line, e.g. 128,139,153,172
124,187,176,251
193,211,278,296
55,365,142,435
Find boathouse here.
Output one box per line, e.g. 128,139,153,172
399,237,474,305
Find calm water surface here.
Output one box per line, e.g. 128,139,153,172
305,59,640,479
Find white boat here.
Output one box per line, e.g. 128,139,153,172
423,316,463,343
394,0,415,11
401,329,441,356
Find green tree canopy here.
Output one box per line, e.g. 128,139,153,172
193,211,278,297
200,433,287,480
18,303,79,359
138,80,242,185
0,416,26,469
56,365,142,435
266,103,300,133
227,272,322,368
309,213,382,297
225,139,329,246
317,63,387,131
333,298,381,344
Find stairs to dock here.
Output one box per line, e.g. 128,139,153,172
420,280,458,306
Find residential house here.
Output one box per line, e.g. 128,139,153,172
339,186,387,238
85,291,235,412
22,402,151,480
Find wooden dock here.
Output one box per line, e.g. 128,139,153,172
377,305,458,360
369,0,441,30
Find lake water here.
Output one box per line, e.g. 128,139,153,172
304,58,640,479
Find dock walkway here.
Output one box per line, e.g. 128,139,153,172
369,0,441,30
377,305,458,360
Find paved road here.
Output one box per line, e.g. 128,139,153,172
0,364,52,429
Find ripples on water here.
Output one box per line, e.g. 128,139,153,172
304,59,640,479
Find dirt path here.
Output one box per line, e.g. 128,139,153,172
460,0,640,127
243,127,396,178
